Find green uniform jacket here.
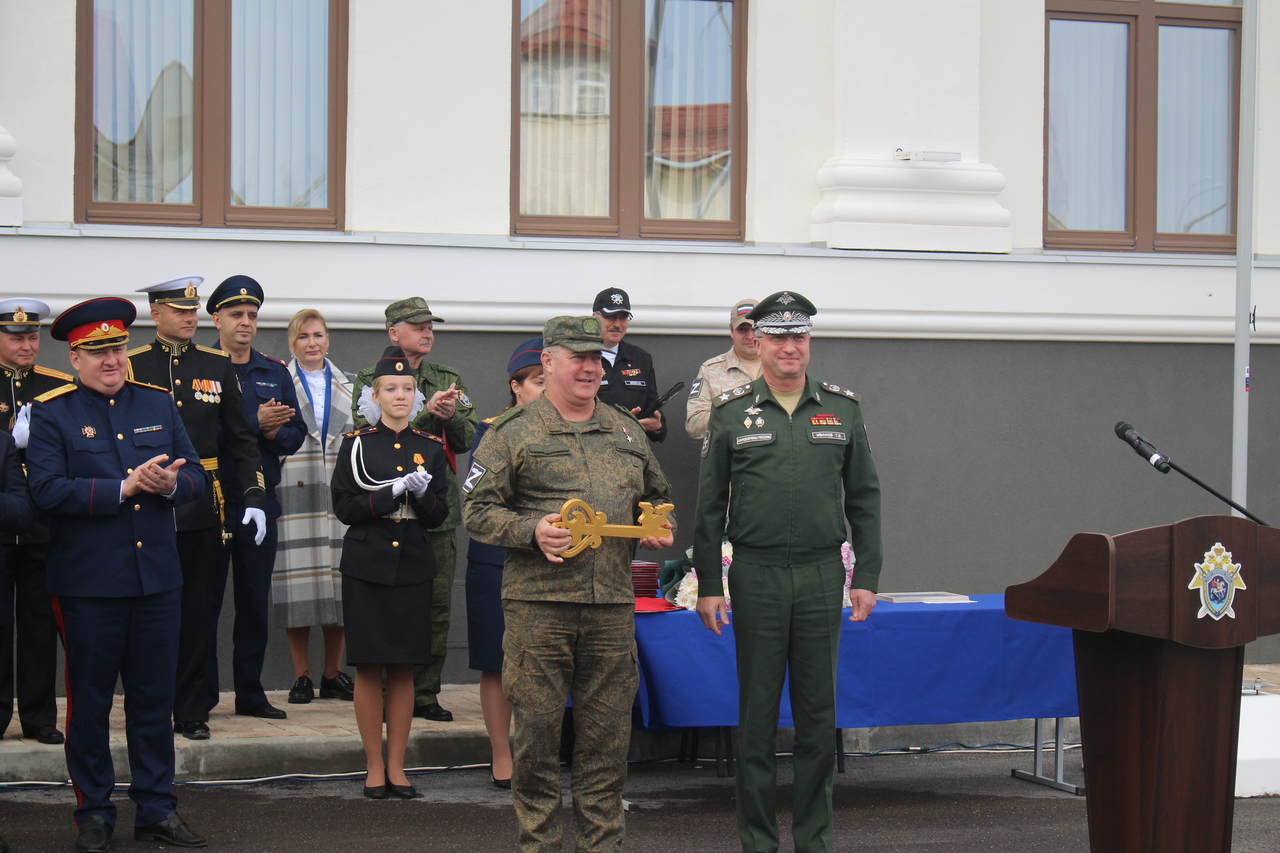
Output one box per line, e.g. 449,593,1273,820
461,394,674,604
692,376,882,596
351,358,477,532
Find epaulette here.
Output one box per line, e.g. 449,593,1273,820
488,406,525,429
820,381,860,402
33,365,75,381
610,403,641,422
262,353,287,367
411,428,445,444
127,379,170,393
127,343,153,357
481,415,498,425
712,382,755,407
196,345,229,357
34,383,77,403
344,425,378,438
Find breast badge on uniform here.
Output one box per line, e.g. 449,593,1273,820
1188,542,1246,621
0,403,8,414
82,425,96,438
811,415,841,426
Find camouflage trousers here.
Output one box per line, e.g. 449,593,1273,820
413,531,456,705
502,600,637,853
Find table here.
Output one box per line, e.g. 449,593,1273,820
633,594,1077,730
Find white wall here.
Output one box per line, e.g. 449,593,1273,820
0,0,76,224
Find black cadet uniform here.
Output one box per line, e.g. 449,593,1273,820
0,298,71,743
127,277,266,731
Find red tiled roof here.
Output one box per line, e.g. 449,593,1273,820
653,103,730,163
521,0,610,56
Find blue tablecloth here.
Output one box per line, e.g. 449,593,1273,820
633,594,1077,729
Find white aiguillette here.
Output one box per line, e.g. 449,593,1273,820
874,591,975,604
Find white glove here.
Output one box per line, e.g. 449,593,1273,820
241,507,267,546
390,477,407,498
11,404,31,450
403,470,433,498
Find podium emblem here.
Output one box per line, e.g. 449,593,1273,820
1188,542,1246,620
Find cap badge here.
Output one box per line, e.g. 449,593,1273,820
395,362,404,371
12,307,27,324
184,282,196,298
100,323,110,332
82,425,97,438
239,288,248,296
778,293,795,305
611,294,623,304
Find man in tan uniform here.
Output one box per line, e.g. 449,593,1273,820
463,316,673,853
684,298,762,440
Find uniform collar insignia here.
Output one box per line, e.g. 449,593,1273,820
0,364,28,379
157,337,191,356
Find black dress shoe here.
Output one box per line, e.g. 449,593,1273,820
76,815,113,852
22,724,64,744
173,721,210,740
363,773,388,799
134,810,206,847
287,674,314,704
387,782,422,799
319,670,355,700
234,701,287,719
412,702,453,722
491,773,512,790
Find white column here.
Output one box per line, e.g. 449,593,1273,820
0,125,22,227
811,0,1012,253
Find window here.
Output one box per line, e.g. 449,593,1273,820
1045,0,1241,253
513,0,746,241
75,0,348,230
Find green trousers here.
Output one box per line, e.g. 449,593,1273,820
413,532,457,706
503,600,636,853
730,560,845,853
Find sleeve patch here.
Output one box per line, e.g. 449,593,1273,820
700,428,711,458
688,380,701,398
462,460,488,493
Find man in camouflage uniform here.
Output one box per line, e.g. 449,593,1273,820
463,316,674,853
684,298,762,441
694,291,882,853
351,297,477,721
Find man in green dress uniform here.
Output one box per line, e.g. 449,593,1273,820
351,297,477,721
693,291,883,853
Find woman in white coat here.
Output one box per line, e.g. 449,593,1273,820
276,309,356,703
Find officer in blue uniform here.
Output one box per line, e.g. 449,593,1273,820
25,298,209,851
205,276,306,718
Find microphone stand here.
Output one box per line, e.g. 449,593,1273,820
1155,457,1268,527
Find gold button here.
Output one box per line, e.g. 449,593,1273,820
134,504,140,511
396,466,403,472
117,434,124,440
14,381,20,388
392,541,400,548
136,541,142,548
394,443,401,449
174,379,181,386
109,399,115,406
173,359,179,365
176,401,183,407
127,468,134,474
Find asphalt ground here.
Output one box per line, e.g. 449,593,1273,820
3,750,1280,852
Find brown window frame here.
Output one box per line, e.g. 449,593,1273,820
1044,0,1241,254
511,0,748,242
74,0,348,230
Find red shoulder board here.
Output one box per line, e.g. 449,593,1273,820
262,353,288,366
412,428,445,444
344,426,378,438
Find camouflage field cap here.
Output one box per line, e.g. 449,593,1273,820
543,315,606,352
384,297,443,328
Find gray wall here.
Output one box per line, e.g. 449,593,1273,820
230,326,1280,695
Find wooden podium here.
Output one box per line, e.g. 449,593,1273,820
1007,515,1280,853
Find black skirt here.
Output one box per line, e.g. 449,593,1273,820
342,574,433,666
465,555,505,672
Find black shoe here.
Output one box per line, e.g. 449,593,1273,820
76,815,113,852
287,674,314,704
387,782,421,799
234,701,287,719
134,810,206,847
412,702,452,722
173,721,210,740
22,724,64,744
491,773,512,790
363,772,388,799
319,670,355,700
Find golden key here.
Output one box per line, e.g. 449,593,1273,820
552,498,675,558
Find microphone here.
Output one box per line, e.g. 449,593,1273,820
1114,422,1171,473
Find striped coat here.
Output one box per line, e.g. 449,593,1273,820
273,358,355,627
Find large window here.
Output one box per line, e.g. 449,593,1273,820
1045,0,1240,252
75,0,348,229
513,0,746,241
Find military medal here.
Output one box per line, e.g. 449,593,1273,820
413,452,425,472
811,414,841,426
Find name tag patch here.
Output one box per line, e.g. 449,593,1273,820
624,380,647,387
736,432,774,446
811,430,847,441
